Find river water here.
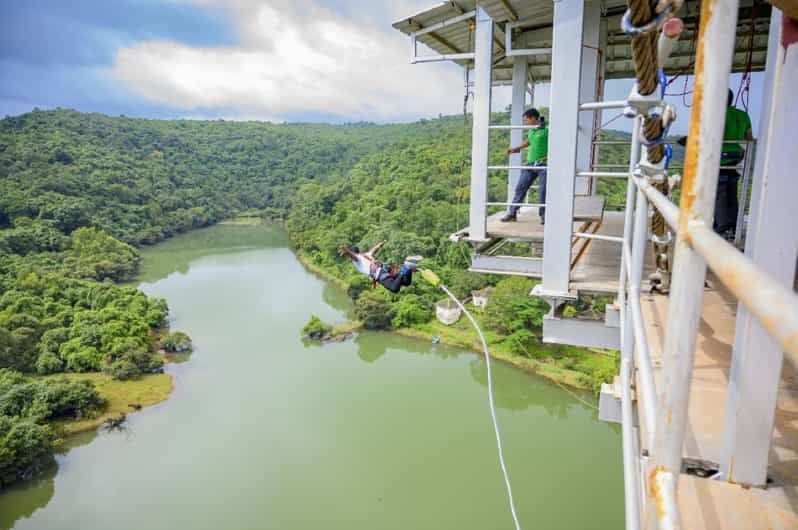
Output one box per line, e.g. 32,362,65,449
1,223,623,530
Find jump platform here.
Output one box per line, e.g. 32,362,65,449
484,195,606,241
640,281,798,530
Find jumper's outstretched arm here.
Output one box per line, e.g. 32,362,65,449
339,245,357,259
368,241,385,256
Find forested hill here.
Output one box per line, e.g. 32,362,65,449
0,109,461,245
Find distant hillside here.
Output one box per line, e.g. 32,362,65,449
0,109,460,246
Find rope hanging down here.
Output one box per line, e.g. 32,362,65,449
421,269,522,530
625,0,681,294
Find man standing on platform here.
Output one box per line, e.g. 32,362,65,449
679,89,753,240
502,108,549,224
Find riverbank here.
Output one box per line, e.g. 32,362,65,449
50,372,174,437
294,250,615,392
296,252,349,291
397,323,593,390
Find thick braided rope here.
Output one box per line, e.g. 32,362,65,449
628,0,672,290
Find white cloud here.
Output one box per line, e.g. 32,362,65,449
111,1,466,122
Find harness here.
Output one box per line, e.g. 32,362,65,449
362,254,398,288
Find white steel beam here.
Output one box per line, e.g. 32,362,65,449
722,8,798,487
508,57,528,212
468,6,494,241
576,1,601,196
649,1,741,528
541,0,584,295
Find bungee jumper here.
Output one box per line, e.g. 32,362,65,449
339,241,422,293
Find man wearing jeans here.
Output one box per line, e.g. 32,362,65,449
501,108,549,224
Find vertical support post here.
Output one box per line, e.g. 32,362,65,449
576,0,601,196
592,16,609,196
508,57,528,211
650,0,740,527
722,9,798,487
468,6,494,241
619,116,642,530
619,117,642,370
541,0,584,296
732,141,753,247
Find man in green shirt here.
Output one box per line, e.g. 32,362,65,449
717,89,753,239
679,89,753,239
502,108,548,224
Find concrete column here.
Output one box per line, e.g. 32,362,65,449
541,0,585,296
507,57,528,211
722,9,798,487
468,6,494,241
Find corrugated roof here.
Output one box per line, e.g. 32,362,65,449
392,1,771,83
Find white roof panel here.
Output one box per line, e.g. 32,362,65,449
393,1,771,83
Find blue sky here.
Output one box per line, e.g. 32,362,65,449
0,0,763,132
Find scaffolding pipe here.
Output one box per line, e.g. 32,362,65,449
620,356,642,530
633,176,679,231
573,232,623,243
410,10,476,37
578,171,629,178
486,202,543,207
734,140,756,247
619,116,642,347
489,125,543,130
625,247,657,449
489,165,548,170
412,52,476,63
579,100,631,110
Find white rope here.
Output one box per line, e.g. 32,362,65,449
439,284,522,530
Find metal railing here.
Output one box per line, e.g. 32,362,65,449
589,139,757,243
602,3,798,528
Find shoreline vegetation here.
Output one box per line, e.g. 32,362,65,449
51,372,173,436
296,251,613,392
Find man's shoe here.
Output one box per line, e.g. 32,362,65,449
500,214,517,222
540,217,545,225
404,255,423,271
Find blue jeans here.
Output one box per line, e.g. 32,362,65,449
509,161,547,218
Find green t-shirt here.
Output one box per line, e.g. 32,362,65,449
721,106,751,164
527,127,548,164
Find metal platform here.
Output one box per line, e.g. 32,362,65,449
468,210,655,295
640,281,798,530
482,195,606,241
569,210,656,295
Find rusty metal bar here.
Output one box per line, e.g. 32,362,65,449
650,2,742,529
689,220,798,358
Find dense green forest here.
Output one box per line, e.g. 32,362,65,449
0,108,653,487
0,109,449,487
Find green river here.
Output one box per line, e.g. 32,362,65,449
1,223,623,530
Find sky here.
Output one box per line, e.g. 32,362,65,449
0,0,764,132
